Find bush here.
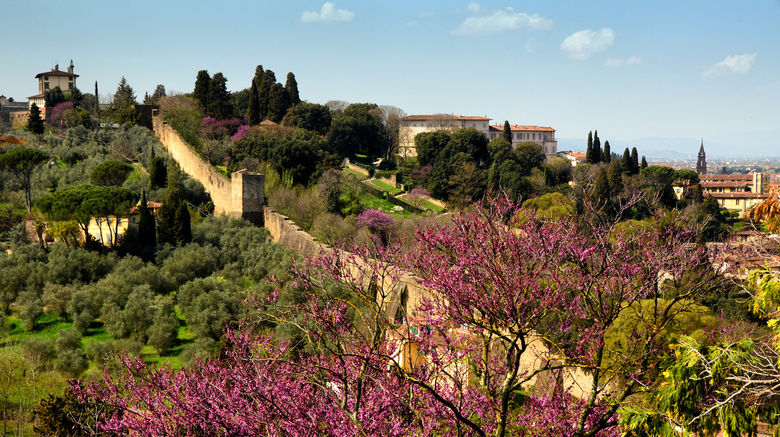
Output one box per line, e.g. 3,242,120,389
159,95,203,151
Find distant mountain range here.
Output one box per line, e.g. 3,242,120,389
557,130,780,160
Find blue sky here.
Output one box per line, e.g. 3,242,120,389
2,0,779,156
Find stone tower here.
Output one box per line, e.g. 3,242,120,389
696,140,707,175
230,169,265,225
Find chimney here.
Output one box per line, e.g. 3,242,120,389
54,63,59,71
68,60,74,74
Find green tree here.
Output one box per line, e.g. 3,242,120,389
631,147,639,173
266,82,289,123
206,72,233,119
174,202,192,245
0,146,49,213
586,131,593,163
111,77,138,124
44,87,66,109
514,142,545,176
146,296,179,354
284,102,332,135
592,130,602,163
193,70,211,110
603,140,611,163
148,147,167,190
285,72,300,106
591,167,610,209
641,155,648,169
258,69,276,121
621,147,634,174
502,120,512,144
137,189,156,248
607,159,623,198
328,103,390,160
27,103,44,135
247,80,260,125
54,329,87,377
414,131,451,168
90,160,132,186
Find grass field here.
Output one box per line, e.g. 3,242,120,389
370,179,402,195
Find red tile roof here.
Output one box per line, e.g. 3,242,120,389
700,174,753,181
489,124,555,132
403,114,491,121
707,192,770,199
27,93,44,99
35,70,78,79
701,181,752,188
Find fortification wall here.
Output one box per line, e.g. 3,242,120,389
263,206,327,259
153,117,232,215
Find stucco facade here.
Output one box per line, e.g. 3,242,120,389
488,124,558,158
28,61,78,111
398,114,491,157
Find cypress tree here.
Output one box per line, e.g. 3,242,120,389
641,155,648,169
631,147,639,174
258,70,275,121
502,121,512,144
156,162,182,245
607,159,623,198
137,189,156,248
148,147,156,192
592,167,610,208
193,70,211,110
27,103,44,134
267,82,289,123
586,131,593,163
592,131,602,163
207,73,232,119
603,141,611,163
285,72,300,106
253,65,264,87
247,80,260,125
174,202,192,245
621,148,632,173
94,81,100,118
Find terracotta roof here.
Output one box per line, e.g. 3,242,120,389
701,181,752,188
402,114,491,121
259,119,278,126
28,93,44,99
566,152,586,159
129,201,162,214
489,124,555,132
35,70,78,79
700,174,753,181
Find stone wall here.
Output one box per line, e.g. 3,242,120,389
153,117,233,215
263,206,327,260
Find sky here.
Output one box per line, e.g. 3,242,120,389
1,0,779,157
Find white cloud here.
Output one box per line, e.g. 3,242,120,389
703,53,757,77
454,7,553,35
604,56,642,67
301,2,354,23
560,28,615,60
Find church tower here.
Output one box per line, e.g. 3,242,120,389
696,140,707,175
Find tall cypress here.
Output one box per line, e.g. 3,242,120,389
502,121,512,144
148,147,157,192
258,70,275,121
174,202,192,244
207,73,232,119
621,148,632,173
603,141,611,163
94,81,100,118
267,83,289,123
592,130,602,163
285,72,300,106
586,131,593,163
156,162,182,245
247,80,260,125
592,167,610,208
641,155,648,169
607,159,623,198
253,65,264,87
631,147,639,174
137,189,156,248
193,70,211,110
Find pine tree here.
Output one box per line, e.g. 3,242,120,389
285,72,300,106
247,80,260,125
592,131,602,163
631,147,639,174
641,156,648,169
137,189,156,248
502,121,512,144
193,70,211,110
603,141,611,163
586,131,593,163
27,103,44,134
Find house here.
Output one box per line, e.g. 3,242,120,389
28,60,79,111
487,124,558,158
559,151,586,167
83,200,161,247
700,173,771,215
398,114,492,157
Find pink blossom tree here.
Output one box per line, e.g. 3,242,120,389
78,196,722,436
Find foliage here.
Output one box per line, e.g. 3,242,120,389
90,160,132,186
206,72,233,120
285,72,300,106
27,103,44,135
328,102,390,160
159,95,203,151
1,146,49,214
284,102,332,135
111,77,138,125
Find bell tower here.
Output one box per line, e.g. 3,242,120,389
696,139,706,175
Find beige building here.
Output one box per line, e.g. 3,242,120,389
488,124,558,158
700,173,770,215
28,60,78,111
398,114,492,157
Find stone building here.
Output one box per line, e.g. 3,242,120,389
28,60,79,111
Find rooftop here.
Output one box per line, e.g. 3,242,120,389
489,124,555,132
402,114,491,121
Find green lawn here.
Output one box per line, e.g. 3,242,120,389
371,179,402,195
343,168,369,180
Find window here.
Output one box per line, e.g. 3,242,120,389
491,133,496,139
516,133,520,140
44,82,49,90
44,76,48,80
